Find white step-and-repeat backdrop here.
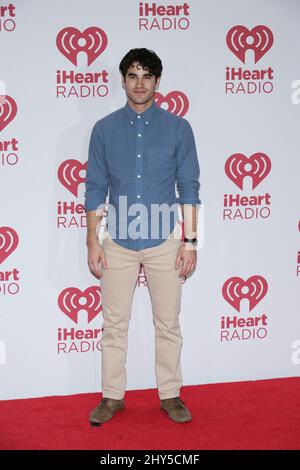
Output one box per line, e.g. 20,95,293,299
1,0,299,400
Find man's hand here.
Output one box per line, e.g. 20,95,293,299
87,240,108,279
175,243,197,278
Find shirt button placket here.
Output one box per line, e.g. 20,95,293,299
136,115,143,245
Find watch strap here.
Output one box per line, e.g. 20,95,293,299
183,237,197,244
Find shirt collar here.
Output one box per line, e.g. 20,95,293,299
124,99,158,125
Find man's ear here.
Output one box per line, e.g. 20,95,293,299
155,77,161,89
121,75,126,90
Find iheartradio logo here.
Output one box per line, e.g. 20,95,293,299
226,25,274,64
58,286,102,324
222,275,268,313
58,159,87,197
155,91,188,117
0,226,19,264
0,95,17,132
56,27,108,66
225,153,271,190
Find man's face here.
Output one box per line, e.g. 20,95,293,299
122,61,160,105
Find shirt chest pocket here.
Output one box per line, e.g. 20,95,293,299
146,148,176,182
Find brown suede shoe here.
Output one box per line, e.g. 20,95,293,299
89,397,125,426
160,397,192,423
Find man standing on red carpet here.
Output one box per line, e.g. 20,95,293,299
84,48,201,425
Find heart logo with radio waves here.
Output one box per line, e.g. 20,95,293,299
58,159,87,197
0,227,19,264
222,275,268,313
0,95,17,132
155,91,189,117
58,286,102,324
56,26,108,66
225,152,271,190
226,25,274,64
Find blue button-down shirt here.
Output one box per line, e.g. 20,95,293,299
84,100,201,251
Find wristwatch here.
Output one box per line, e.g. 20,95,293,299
183,237,198,246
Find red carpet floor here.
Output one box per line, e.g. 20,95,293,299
0,377,299,450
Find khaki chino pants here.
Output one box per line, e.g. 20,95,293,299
99,221,184,400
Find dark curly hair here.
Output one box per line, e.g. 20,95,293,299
119,48,163,81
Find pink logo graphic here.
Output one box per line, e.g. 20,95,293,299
155,91,189,117
56,27,108,66
226,25,274,64
225,153,271,190
0,95,17,132
58,286,102,324
0,227,19,264
58,159,87,197
222,275,268,313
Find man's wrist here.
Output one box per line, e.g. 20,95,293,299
183,230,197,238
86,236,100,247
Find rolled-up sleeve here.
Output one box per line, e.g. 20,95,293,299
175,119,201,205
84,122,109,212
